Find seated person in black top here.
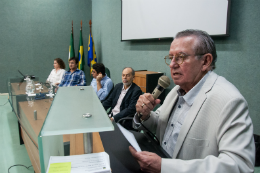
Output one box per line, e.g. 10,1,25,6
102,67,142,129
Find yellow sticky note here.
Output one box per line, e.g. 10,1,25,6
48,162,71,173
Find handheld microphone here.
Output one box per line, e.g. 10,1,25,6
151,76,171,99
132,76,170,131
132,76,170,143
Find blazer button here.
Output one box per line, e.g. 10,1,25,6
164,142,167,145
178,105,181,108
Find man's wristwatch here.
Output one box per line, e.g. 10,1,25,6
139,112,151,123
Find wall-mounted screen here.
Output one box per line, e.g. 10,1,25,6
122,0,231,41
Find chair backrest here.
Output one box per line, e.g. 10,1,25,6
254,134,260,166
101,67,112,102
105,67,111,78
117,104,162,132
101,83,114,103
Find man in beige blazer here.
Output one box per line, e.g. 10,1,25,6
130,30,255,173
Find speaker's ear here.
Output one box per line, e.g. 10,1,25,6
201,53,213,72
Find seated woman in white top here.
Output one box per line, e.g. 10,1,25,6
47,58,66,86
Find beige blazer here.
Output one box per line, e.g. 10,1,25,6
142,72,255,173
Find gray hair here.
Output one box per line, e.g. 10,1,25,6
175,29,217,70
123,67,135,76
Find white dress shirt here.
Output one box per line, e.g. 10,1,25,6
161,71,210,157
110,84,132,117
47,69,66,85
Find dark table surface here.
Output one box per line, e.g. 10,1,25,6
99,122,170,173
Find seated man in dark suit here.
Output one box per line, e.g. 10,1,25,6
102,67,142,129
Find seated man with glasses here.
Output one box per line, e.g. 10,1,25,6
130,30,255,173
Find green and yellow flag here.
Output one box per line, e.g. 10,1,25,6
78,27,84,70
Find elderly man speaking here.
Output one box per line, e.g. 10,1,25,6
130,30,255,173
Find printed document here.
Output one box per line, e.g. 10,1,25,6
46,152,111,173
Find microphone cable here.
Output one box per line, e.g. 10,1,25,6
140,120,160,145
117,117,160,145
8,164,33,173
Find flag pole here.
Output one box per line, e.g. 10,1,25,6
72,20,74,42
89,20,92,34
69,20,75,62
81,20,82,30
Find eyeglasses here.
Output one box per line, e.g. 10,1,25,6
164,53,205,66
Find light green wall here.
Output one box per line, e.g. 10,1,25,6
0,0,92,92
1,0,259,135
92,0,260,135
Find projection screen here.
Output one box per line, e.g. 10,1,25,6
122,0,231,40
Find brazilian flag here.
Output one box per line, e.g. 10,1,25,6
78,28,84,70
68,29,75,60
88,31,97,74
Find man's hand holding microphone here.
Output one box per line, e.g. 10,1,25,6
136,93,161,121
129,76,170,173
136,75,170,122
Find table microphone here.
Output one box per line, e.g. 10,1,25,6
151,75,171,99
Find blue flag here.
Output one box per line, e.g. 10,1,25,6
88,32,97,74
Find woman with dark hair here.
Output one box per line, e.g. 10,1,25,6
47,58,66,86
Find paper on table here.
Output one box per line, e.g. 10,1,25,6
48,162,71,173
26,93,36,96
117,123,141,152
46,152,111,173
36,87,43,90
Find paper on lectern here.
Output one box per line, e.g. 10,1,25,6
117,123,141,152
46,152,111,173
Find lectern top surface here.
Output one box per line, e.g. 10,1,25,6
41,86,114,136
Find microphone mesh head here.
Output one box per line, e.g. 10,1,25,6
158,76,171,89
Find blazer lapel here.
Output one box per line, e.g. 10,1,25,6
172,72,218,158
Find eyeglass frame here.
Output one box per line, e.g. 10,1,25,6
164,53,206,66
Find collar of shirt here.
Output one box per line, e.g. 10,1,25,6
92,74,109,82
55,69,60,72
177,71,211,106
102,74,109,81
67,68,80,74
54,69,64,74
122,83,132,92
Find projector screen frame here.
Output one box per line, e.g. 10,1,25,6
121,0,231,41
